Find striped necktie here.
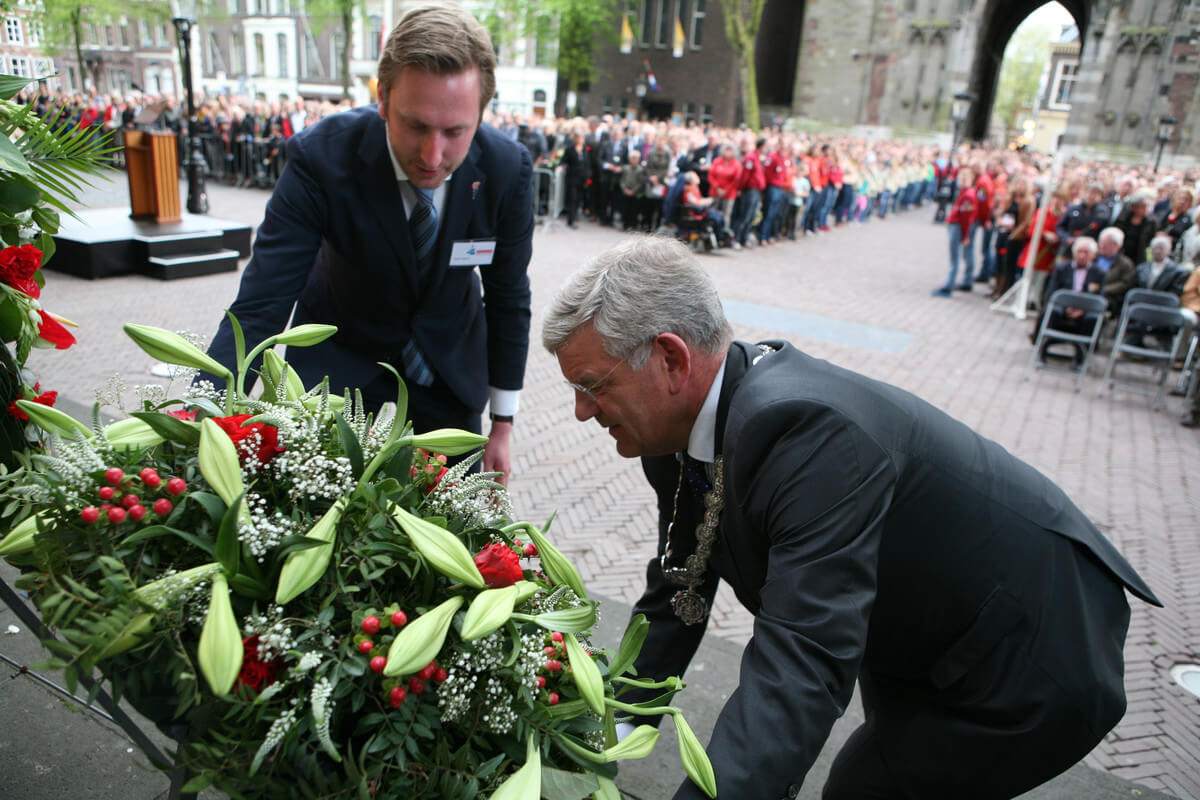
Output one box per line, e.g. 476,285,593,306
401,185,437,388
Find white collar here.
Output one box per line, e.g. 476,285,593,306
686,354,728,464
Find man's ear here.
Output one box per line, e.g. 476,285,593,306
655,333,692,394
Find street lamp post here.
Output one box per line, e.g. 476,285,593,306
172,13,209,215
1154,115,1178,174
936,91,974,223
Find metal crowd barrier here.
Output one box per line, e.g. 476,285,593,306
192,133,286,188
533,166,564,232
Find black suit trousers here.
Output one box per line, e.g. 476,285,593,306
823,534,1130,800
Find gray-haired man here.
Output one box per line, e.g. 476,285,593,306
543,236,1159,799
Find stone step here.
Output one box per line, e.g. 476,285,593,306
143,248,240,280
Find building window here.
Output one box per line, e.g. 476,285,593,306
277,33,288,77
701,103,713,124
157,24,168,46
303,30,321,78
603,95,613,114
231,32,245,75
119,21,131,48
655,0,673,48
8,57,29,78
1048,59,1078,110
333,31,345,80
639,1,652,46
534,14,552,67
690,0,705,49
247,0,260,14
27,19,41,45
5,18,21,44
253,33,265,75
228,0,239,14
368,15,382,60
206,32,222,75
682,101,696,124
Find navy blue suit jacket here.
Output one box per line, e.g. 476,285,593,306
207,105,534,412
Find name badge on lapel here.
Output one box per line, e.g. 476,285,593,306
449,239,496,267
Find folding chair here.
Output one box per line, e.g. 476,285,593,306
1178,328,1199,397
1123,288,1181,313
1028,290,1109,392
1100,303,1188,410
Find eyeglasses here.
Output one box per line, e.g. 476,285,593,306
565,356,627,400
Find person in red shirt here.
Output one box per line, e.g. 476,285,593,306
708,143,743,244
973,163,996,288
731,138,767,247
758,138,792,246
933,167,978,297
802,144,828,234
1018,190,1069,312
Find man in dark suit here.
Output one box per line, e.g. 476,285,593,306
543,237,1160,800
1124,235,1192,350
1035,236,1107,366
204,5,532,481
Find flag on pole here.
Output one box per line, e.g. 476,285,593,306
643,59,659,92
620,14,634,54
673,16,685,57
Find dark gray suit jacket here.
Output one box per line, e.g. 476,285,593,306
636,341,1159,799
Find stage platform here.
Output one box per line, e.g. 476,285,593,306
50,207,252,280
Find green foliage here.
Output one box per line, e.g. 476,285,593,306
994,21,1056,137
718,0,767,130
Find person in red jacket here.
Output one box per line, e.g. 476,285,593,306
758,138,792,246
972,163,996,289
731,137,766,247
708,143,743,248
933,167,978,297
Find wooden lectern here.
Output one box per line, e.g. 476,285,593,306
125,130,182,223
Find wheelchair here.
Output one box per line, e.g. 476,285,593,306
660,174,728,254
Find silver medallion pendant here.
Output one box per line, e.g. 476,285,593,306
671,588,709,626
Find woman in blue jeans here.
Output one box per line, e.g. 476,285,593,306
933,167,978,297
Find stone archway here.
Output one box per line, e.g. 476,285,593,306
964,0,1091,141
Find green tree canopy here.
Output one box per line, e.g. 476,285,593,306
35,1,169,92
718,0,766,131
994,21,1058,139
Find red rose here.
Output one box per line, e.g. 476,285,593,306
237,635,281,692
473,542,524,588
0,244,43,299
211,413,285,466
36,310,75,350
166,408,198,421
6,383,58,421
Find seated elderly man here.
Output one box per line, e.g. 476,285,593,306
1037,236,1106,368
1096,227,1137,316
543,236,1158,800
1125,234,1192,348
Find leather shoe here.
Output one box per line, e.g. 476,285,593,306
931,287,952,298
954,284,973,292
1182,412,1200,428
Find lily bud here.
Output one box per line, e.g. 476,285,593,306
123,323,233,381
135,562,221,608
103,417,165,450
564,632,605,715
197,572,244,696
514,602,596,634
460,584,518,641
406,428,489,456
601,724,659,762
261,349,305,401
15,399,92,440
512,579,539,606
272,324,338,348
198,418,246,510
275,497,347,604
674,713,717,798
383,595,463,677
0,513,45,556
489,734,541,800
593,777,622,800
523,525,588,600
390,505,485,588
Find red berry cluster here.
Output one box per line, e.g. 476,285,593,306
512,537,539,558
408,449,449,495
353,609,448,710
79,467,188,525
540,630,567,705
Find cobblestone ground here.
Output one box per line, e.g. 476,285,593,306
36,174,1200,799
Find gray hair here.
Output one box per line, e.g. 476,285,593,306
542,236,732,368
1098,226,1125,247
1150,234,1173,252
1072,236,1099,255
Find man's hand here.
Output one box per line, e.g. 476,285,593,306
482,420,513,486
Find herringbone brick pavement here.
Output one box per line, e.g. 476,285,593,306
35,175,1200,799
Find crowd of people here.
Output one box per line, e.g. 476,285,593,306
19,84,1200,425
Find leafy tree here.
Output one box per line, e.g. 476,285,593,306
305,0,360,101
718,0,766,130
35,1,169,92
993,21,1056,141
475,0,619,111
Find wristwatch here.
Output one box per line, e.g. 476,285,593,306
490,414,514,424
